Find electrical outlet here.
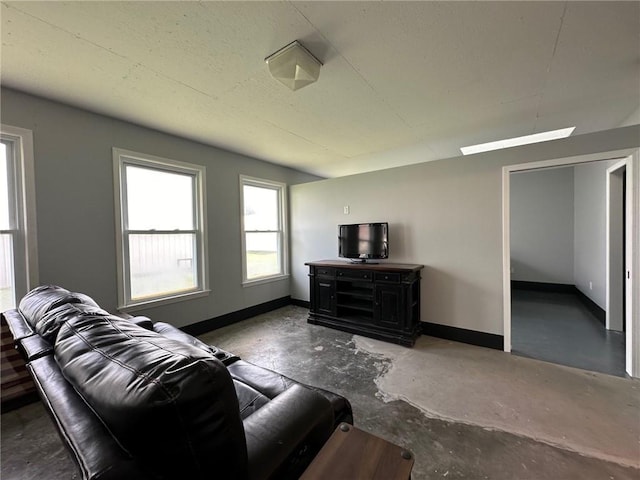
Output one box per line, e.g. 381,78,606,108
343,205,350,214
589,281,593,290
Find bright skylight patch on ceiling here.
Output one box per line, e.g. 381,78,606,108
460,127,576,155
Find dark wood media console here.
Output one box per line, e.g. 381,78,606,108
305,260,424,347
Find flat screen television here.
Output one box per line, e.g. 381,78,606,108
338,222,389,262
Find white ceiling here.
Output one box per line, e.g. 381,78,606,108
1,1,639,178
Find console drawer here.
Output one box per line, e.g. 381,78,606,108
315,267,335,277
375,272,401,283
336,269,373,282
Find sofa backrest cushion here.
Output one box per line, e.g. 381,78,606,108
19,285,104,342
153,322,241,366
36,302,109,344
55,314,249,480
152,321,216,353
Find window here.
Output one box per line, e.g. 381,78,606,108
113,149,208,309
0,125,38,311
240,176,288,284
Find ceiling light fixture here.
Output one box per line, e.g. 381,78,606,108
265,40,322,91
460,127,576,155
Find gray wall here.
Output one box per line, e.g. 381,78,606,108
510,167,575,284
4,86,638,336
291,126,640,336
574,160,616,309
1,88,321,328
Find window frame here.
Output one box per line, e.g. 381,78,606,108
0,124,38,310
239,175,289,286
113,148,209,310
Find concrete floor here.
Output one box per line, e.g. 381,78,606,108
2,305,639,479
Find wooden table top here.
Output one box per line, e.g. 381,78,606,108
300,423,415,480
305,260,424,272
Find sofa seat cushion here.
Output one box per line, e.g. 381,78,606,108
234,380,271,420
227,360,295,399
55,314,248,480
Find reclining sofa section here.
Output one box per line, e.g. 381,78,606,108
3,285,353,480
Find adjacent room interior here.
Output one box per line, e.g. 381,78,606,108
1,2,639,480
509,160,627,377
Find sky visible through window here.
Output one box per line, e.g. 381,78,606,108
244,185,278,231
126,165,194,230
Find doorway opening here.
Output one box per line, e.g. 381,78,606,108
502,151,637,378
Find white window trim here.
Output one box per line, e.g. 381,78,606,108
1,124,38,305
239,175,289,286
113,148,209,310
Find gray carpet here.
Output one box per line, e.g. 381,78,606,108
512,289,626,377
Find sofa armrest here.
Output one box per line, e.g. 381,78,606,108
19,334,53,361
28,356,151,480
2,309,34,341
243,384,334,480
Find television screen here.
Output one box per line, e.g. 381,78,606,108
338,223,388,261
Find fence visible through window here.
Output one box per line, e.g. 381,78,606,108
128,233,196,300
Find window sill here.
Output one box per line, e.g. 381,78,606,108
242,274,289,287
119,289,210,313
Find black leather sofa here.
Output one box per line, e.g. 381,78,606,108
3,285,352,480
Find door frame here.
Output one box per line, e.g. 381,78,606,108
605,159,628,332
502,148,639,377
